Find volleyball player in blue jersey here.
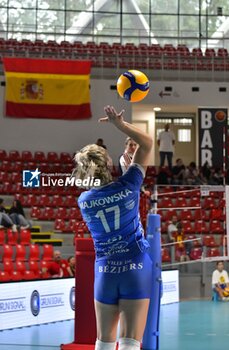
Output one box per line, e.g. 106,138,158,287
74,106,153,350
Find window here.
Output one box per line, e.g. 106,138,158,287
178,129,191,142
155,118,172,124
174,118,193,125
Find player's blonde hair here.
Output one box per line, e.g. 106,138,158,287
73,144,112,187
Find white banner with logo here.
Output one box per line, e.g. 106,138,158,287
161,270,179,305
0,271,178,330
0,278,75,330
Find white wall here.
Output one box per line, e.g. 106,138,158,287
1,76,229,165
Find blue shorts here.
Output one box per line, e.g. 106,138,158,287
94,252,153,304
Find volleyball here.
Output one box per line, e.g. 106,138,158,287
117,70,149,102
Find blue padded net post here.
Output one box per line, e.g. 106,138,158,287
142,213,162,350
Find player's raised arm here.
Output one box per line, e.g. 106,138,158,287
99,105,153,169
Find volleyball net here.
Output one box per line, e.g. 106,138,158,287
149,184,229,269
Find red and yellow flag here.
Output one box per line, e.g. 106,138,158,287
3,58,92,120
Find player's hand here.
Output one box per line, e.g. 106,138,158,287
98,105,124,126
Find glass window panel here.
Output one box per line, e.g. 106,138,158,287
66,0,94,11
151,14,178,37
94,13,121,37
122,14,150,38
151,0,178,14
94,0,120,12
37,10,65,34
180,15,199,40
123,0,149,13
66,11,93,35
9,0,36,8
180,0,200,15
178,129,191,142
8,9,36,32
0,5,7,33
38,0,65,10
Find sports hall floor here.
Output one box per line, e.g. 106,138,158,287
0,300,228,350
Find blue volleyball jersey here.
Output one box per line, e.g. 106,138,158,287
78,164,149,261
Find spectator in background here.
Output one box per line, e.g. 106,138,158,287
157,167,169,185
171,158,186,185
45,250,69,278
67,256,76,277
0,198,17,232
185,161,202,185
157,123,175,170
167,215,178,243
175,222,191,262
119,137,137,174
9,199,31,229
212,261,229,301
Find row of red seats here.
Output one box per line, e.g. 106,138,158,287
0,38,227,58
0,259,52,282
158,196,225,209
159,208,225,222
16,194,81,208
161,220,224,235
0,243,53,262
0,182,80,196
0,150,73,163
161,246,222,263
54,219,88,234
0,228,31,245
31,207,82,221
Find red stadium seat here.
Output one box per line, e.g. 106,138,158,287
60,152,72,163
3,260,14,274
15,244,26,261
0,229,5,244
174,197,188,208
161,248,171,262
202,197,215,209
15,260,26,274
180,209,193,221
28,260,41,278
194,220,209,234
42,244,54,261
39,194,51,207
182,220,194,234
0,161,11,172
189,197,200,207
203,235,219,247
47,152,59,163
31,206,41,219
29,244,40,261
24,194,38,207
34,151,46,162
7,229,19,245
21,150,33,162
23,270,36,280
51,195,64,207
41,207,56,221
54,219,66,232
0,149,7,161
64,195,77,207
0,171,10,183
8,150,20,161
210,220,224,234
206,247,221,257
2,244,13,262
11,271,23,281
56,207,68,220
69,207,82,220
190,247,202,260
20,229,31,245
0,271,10,282
158,197,173,209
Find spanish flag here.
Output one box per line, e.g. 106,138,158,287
3,58,92,120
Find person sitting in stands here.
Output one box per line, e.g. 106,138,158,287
45,250,69,278
0,198,17,232
9,199,31,229
67,256,76,277
212,261,229,301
